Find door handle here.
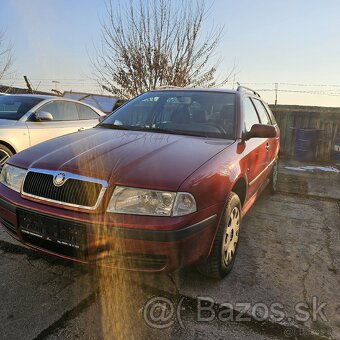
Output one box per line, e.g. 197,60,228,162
78,127,85,132
266,143,270,151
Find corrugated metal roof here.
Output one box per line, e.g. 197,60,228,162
63,91,120,114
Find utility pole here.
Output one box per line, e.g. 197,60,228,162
23,75,34,94
274,82,278,105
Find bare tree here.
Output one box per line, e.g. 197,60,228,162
93,0,232,99
0,30,14,82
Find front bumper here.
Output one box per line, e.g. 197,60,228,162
0,187,220,272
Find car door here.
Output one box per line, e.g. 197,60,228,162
75,103,101,131
25,100,82,147
242,97,269,198
252,98,279,172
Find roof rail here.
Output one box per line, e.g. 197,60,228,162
236,83,261,98
155,85,182,90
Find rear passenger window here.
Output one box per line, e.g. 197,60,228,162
76,103,99,120
38,101,79,121
252,99,272,125
243,98,260,132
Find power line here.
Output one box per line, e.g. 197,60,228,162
254,89,340,97
236,82,340,99
240,82,340,88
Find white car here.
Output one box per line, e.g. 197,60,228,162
0,94,105,167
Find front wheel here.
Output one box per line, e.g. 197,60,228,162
197,192,242,279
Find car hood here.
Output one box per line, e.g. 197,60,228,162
10,127,234,191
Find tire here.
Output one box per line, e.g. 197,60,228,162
197,192,242,279
269,159,278,194
0,144,13,171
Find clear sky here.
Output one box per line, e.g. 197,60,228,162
1,0,340,106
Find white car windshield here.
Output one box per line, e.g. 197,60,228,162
0,96,44,120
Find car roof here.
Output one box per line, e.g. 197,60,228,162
4,94,103,106
150,87,237,94
1,94,99,102
2,94,105,116
5,94,55,100
149,87,265,101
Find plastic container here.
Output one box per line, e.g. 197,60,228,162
332,131,340,164
294,128,320,162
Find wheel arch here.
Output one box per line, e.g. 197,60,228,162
230,176,247,208
0,140,17,155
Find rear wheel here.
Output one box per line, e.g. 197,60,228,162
269,159,278,194
0,144,13,171
197,192,241,279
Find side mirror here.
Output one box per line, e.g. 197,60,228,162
35,111,53,122
246,124,276,140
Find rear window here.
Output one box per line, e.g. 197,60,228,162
0,96,44,120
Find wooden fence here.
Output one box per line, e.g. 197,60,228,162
269,105,340,162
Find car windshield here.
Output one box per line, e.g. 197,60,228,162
100,91,236,139
0,96,44,120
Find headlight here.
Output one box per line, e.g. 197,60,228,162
107,186,197,216
0,164,27,193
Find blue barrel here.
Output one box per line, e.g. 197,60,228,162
332,132,340,164
294,128,320,161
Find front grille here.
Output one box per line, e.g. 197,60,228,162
22,170,104,209
18,209,87,259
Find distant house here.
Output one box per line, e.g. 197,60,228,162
63,91,124,114
0,85,54,96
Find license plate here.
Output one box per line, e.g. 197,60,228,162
17,210,86,249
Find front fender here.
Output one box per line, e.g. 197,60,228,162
0,126,29,153
178,144,244,212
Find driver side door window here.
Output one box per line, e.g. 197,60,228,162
26,101,81,147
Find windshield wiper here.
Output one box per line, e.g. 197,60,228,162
99,123,131,130
99,124,209,137
135,126,209,138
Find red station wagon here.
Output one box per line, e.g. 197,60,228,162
0,86,279,279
